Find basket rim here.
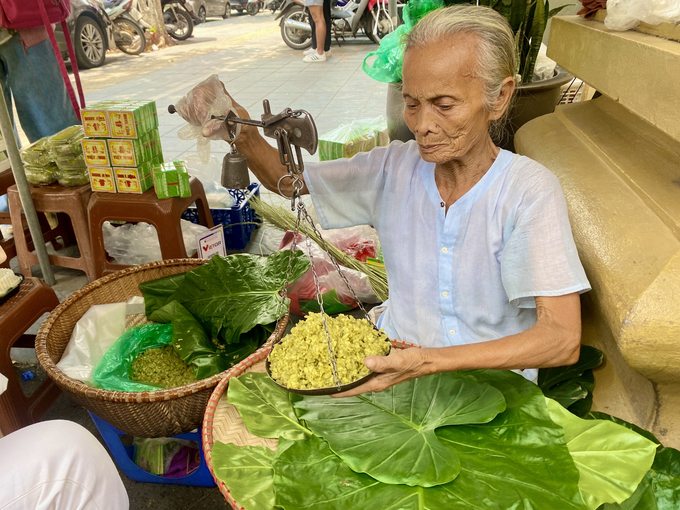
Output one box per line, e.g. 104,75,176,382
35,258,289,404
201,338,421,508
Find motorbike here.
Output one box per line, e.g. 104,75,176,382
246,0,260,16
277,0,393,50
162,0,195,40
103,0,147,55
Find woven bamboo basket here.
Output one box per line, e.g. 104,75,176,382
202,339,418,509
35,259,289,438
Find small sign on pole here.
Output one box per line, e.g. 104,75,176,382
197,225,227,260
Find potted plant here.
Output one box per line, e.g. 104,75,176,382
371,0,573,150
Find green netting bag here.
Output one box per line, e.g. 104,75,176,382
362,0,445,83
93,323,174,392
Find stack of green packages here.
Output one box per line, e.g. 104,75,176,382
152,161,191,199
81,100,163,194
318,117,390,161
19,125,88,186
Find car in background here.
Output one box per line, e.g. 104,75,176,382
55,0,116,69
188,0,232,22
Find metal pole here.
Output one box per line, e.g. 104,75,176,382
0,83,56,285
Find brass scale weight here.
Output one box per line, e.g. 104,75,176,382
169,100,385,395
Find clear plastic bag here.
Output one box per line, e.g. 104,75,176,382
533,44,557,82
319,116,389,161
102,219,209,266
25,163,58,185
182,154,237,208
279,227,381,315
605,0,680,31
175,74,240,164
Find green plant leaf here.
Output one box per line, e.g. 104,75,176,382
291,372,506,487
539,345,604,390
274,395,589,510
140,272,186,318
175,251,309,344
548,4,572,19
585,412,660,445
212,441,276,510
228,373,310,441
546,398,657,509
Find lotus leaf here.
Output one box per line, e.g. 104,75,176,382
228,373,310,441
546,398,657,509
291,371,506,487
212,441,276,510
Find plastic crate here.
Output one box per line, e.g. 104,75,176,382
182,183,261,251
89,412,215,486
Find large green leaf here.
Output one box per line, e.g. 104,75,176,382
586,412,660,445
292,372,506,487
539,345,604,390
174,251,310,344
212,441,276,510
140,272,186,319
228,373,310,441
546,398,657,509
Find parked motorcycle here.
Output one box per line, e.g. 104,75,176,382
246,0,260,15
277,0,393,50
103,0,147,55
162,0,195,40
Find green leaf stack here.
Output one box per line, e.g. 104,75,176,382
211,370,662,510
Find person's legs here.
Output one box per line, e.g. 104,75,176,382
0,420,129,510
308,6,317,51
308,5,326,56
1,36,79,143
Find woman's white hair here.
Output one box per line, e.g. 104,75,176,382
405,5,516,133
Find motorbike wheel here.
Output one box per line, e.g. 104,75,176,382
198,6,207,23
166,6,194,40
113,18,146,55
246,2,259,15
280,5,312,50
74,16,106,69
363,4,393,44
223,2,231,18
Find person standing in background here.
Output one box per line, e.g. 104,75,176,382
0,24,80,213
303,0,331,62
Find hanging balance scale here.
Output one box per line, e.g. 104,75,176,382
169,100,387,395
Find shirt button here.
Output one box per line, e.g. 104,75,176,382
450,330,456,335
440,202,445,208
442,291,449,297
441,247,448,253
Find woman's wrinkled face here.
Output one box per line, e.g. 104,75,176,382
402,34,492,164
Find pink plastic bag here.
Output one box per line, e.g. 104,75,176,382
279,226,381,316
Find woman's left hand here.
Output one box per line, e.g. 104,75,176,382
333,347,433,398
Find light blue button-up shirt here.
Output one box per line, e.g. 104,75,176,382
305,141,590,377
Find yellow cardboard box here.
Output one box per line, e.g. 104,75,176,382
88,167,117,193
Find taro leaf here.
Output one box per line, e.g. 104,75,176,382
586,412,660,445
228,373,310,441
148,300,177,324
539,345,604,390
547,379,589,408
212,441,276,510
546,398,657,509
291,372,506,487
567,369,596,417
274,417,588,510
140,272,186,319
175,251,310,344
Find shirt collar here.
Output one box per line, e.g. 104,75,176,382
421,148,512,214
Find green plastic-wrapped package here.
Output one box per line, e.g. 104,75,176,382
94,323,174,392
362,0,445,83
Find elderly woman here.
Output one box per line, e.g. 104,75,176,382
191,5,591,395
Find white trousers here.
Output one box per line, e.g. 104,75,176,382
0,420,129,510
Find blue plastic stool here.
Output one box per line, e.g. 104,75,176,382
89,412,216,487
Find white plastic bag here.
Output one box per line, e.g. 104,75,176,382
102,219,209,266
605,0,680,31
533,44,557,82
175,74,240,164
56,297,145,386
182,154,237,208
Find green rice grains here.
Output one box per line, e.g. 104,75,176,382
130,346,196,389
268,313,390,389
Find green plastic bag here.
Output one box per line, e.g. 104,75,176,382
362,0,445,83
94,323,173,392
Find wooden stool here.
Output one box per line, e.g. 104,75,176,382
0,278,61,435
7,184,96,282
87,176,214,279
